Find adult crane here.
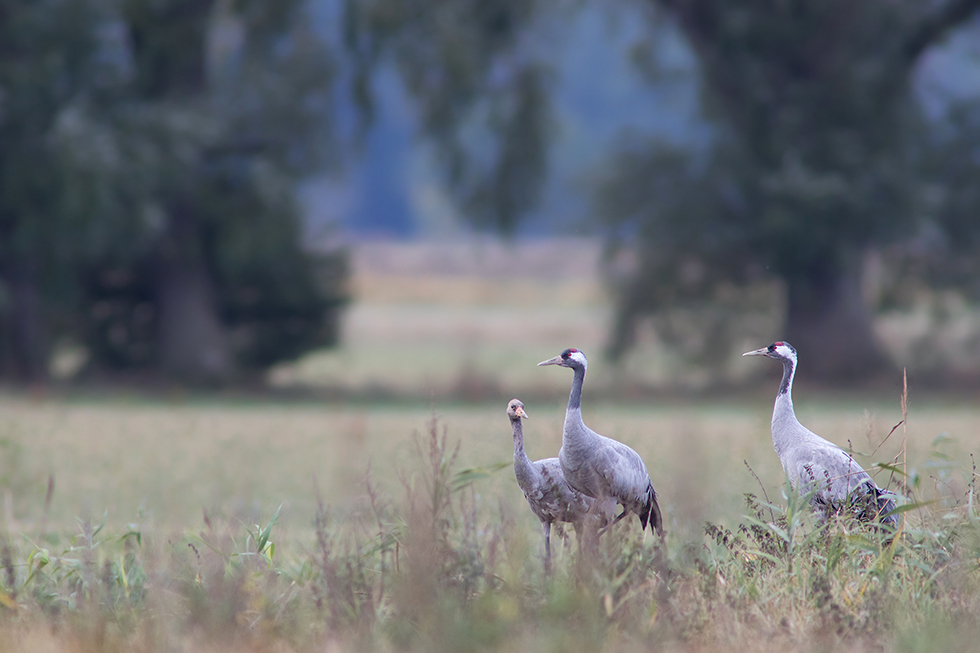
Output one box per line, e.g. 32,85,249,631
538,348,664,539
507,398,593,572
743,341,898,526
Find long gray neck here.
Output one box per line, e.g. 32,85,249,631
511,417,534,480
567,366,585,411
772,358,799,455
778,358,795,398
562,366,591,447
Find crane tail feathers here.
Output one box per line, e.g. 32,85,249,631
639,483,665,537
875,489,899,527
849,482,899,527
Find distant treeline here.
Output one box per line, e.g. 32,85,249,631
3,0,980,384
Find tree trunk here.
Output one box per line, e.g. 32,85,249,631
784,258,891,382
0,260,50,383
152,207,233,384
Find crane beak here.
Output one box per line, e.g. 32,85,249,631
516,406,529,419
742,347,769,357
537,355,563,367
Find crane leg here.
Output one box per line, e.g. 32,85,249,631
572,520,585,557
597,509,628,537
542,521,552,575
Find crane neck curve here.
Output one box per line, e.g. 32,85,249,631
567,365,585,411
778,357,795,398
511,417,536,485
561,365,591,449
511,417,531,464
772,357,798,434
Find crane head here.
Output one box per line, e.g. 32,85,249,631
742,341,797,363
537,348,588,371
507,399,529,420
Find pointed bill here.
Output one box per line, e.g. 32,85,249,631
742,346,769,357
516,405,529,419
537,355,563,366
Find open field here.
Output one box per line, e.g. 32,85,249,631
6,392,970,535
272,238,786,396
3,391,977,534
272,238,980,396
1,387,979,651
3,239,980,650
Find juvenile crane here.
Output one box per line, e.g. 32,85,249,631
507,398,593,571
743,341,898,526
538,349,664,539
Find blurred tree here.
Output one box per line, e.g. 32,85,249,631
94,0,346,383
345,0,980,381
343,0,552,235
921,100,980,296
870,97,980,373
0,0,348,384
599,0,980,380
0,0,118,381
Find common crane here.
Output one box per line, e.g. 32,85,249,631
538,348,664,539
743,341,898,526
507,398,594,571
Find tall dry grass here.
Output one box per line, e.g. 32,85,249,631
0,389,979,652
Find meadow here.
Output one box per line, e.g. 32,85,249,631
2,239,980,651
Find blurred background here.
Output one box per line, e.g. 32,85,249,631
3,0,980,398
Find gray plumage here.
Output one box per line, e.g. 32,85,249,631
538,349,664,537
508,398,593,570
743,341,898,526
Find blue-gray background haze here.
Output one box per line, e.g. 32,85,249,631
2,0,980,389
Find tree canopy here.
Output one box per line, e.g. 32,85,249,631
597,0,980,379
346,0,980,380
0,0,348,384
344,0,552,235
3,0,980,385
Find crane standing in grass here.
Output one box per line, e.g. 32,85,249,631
538,349,664,542
743,341,898,526
507,398,594,572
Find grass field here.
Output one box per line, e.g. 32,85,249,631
7,393,964,533
2,239,980,651
1,390,978,652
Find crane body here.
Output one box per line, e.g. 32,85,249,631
538,349,664,538
744,341,898,526
508,399,593,571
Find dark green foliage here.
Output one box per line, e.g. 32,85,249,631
344,0,552,235
0,0,349,383
79,180,349,372
598,0,980,379
0,0,116,380
706,494,790,571
122,0,213,97
82,253,349,372
348,0,980,380
905,100,980,301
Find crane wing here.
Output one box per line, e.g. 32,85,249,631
584,437,651,506
788,443,879,505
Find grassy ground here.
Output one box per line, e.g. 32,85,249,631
0,390,978,652
5,392,963,535
2,239,980,651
